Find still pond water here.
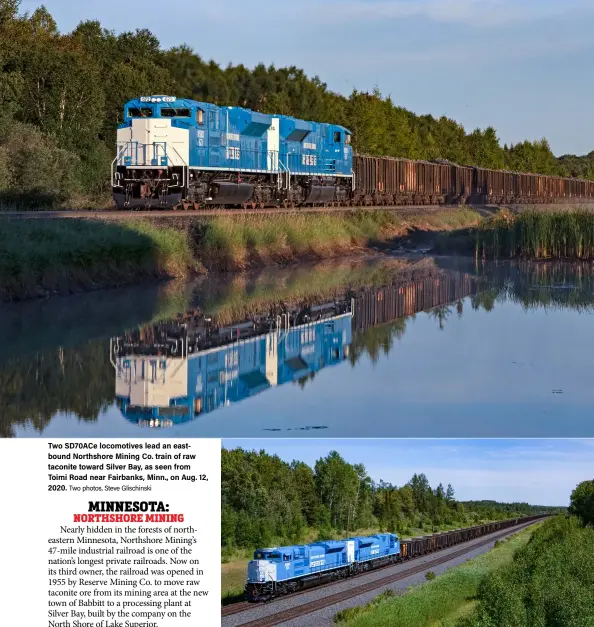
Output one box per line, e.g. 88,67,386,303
4,255,594,438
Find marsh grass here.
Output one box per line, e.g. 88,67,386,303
196,208,480,270
333,526,536,627
0,219,196,300
476,209,594,259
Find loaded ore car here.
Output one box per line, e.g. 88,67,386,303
352,155,473,206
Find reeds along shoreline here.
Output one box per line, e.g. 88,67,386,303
476,210,594,259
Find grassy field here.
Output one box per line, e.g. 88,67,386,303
333,525,537,627
476,209,594,259
0,218,197,300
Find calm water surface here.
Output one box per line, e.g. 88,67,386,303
4,255,594,438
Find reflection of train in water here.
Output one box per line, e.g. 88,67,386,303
111,268,479,427
111,302,353,427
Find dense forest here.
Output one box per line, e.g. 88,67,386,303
221,447,561,555
1,0,594,207
465,481,594,627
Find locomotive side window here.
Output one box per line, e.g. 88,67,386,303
345,133,351,145
196,108,204,125
161,107,191,117
209,109,218,129
334,131,341,143
283,554,292,561
128,107,153,117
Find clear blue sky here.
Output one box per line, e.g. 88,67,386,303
20,0,594,156
222,439,593,506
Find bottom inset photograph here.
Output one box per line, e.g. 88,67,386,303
220,439,593,627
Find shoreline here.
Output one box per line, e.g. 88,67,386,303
4,206,593,303
0,208,481,303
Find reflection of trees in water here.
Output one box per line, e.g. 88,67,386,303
473,261,594,313
345,261,594,366
428,306,452,330
0,341,113,437
350,317,409,366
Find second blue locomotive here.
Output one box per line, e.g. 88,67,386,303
246,533,400,600
113,95,352,208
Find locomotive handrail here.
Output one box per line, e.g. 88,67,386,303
277,157,290,190
111,144,129,187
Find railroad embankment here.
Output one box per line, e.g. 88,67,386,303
0,208,480,301
333,524,537,627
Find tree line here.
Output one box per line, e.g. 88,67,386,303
221,447,562,555
1,0,593,208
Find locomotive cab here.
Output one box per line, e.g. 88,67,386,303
113,96,193,208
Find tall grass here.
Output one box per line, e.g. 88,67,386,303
334,526,536,627
195,208,480,270
0,219,196,300
476,210,594,259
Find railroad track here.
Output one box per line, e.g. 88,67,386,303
0,204,485,220
222,602,252,617
226,518,542,627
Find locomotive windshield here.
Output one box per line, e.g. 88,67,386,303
128,107,153,117
161,107,191,117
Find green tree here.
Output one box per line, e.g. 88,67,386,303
569,479,594,526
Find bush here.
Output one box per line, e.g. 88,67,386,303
425,571,436,581
0,121,80,207
467,516,594,627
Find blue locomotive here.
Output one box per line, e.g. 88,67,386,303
112,95,353,208
112,310,352,426
246,533,400,600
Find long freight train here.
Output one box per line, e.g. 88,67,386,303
245,515,544,601
113,95,594,209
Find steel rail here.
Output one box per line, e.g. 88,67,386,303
0,205,453,220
